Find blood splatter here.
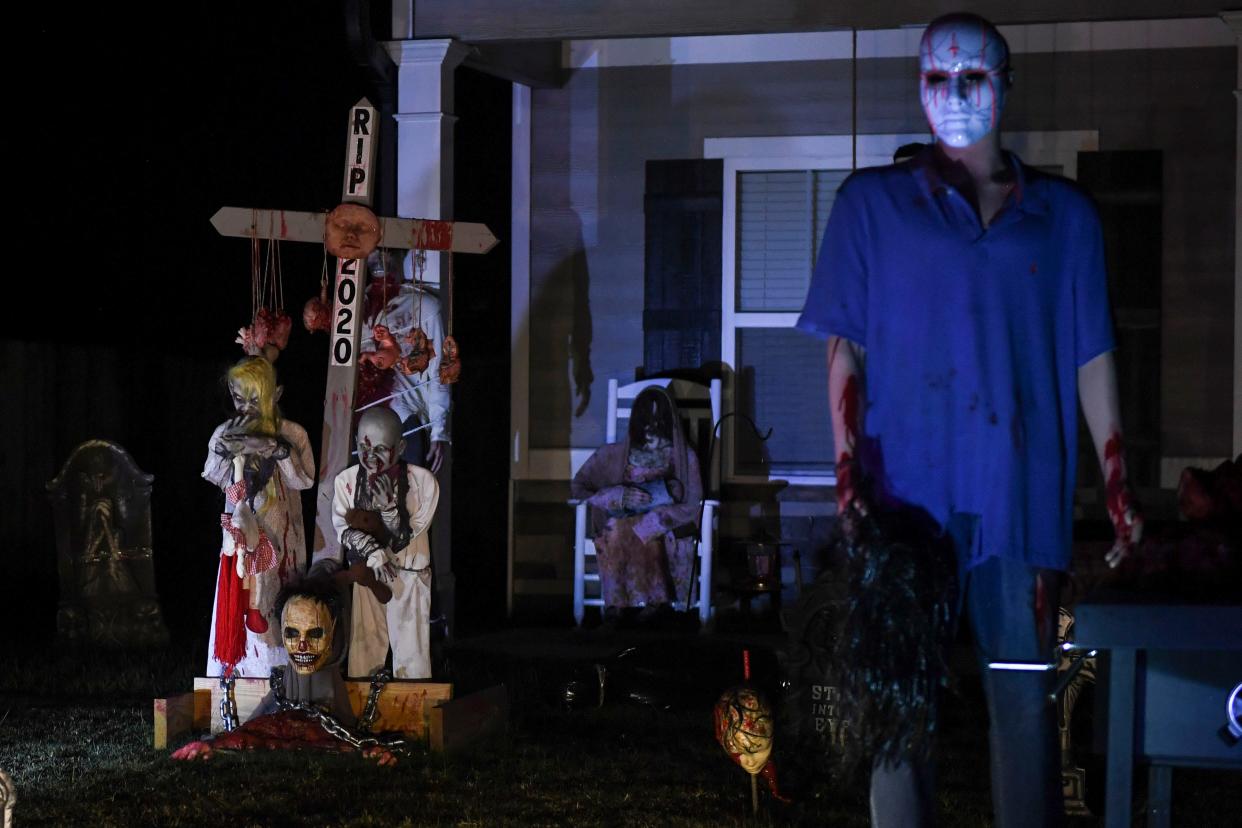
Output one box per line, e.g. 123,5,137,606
836,451,856,512
1103,433,1134,543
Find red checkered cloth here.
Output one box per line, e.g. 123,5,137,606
220,513,246,552
220,513,278,574
224,480,247,509
243,533,278,575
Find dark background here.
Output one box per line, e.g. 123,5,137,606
5,2,512,650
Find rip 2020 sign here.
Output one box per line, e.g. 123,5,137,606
343,105,374,201
330,101,376,368
331,256,362,366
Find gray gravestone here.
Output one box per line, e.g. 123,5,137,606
46,440,169,646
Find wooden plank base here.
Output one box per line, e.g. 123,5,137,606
152,690,211,749
155,677,455,747
345,680,453,739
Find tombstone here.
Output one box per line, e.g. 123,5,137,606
779,570,851,776
46,440,169,646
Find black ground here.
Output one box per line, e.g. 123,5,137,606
3,620,1239,827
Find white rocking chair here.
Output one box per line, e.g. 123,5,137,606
571,377,722,627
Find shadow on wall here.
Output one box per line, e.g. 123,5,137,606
528,205,594,464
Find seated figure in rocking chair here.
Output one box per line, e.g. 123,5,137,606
571,387,703,621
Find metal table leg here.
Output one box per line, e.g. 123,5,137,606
1104,648,1137,828
1147,764,1173,828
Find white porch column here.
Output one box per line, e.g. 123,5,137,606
386,39,470,251
1224,11,1242,456
384,37,469,636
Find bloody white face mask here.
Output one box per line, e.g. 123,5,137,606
355,414,404,476
281,596,335,675
919,17,1010,148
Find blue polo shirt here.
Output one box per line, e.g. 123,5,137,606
797,148,1115,571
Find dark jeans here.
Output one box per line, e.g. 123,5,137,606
870,518,1064,828
400,417,429,468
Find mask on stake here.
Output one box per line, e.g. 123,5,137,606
281,595,336,675
919,15,1011,148
713,650,790,812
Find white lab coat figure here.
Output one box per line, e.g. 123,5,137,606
332,463,439,679
361,278,452,446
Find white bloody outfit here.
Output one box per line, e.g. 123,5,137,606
333,463,439,678
202,418,315,677
361,280,452,444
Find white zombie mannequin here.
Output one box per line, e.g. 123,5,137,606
333,407,439,678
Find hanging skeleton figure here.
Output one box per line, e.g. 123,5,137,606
237,215,293,361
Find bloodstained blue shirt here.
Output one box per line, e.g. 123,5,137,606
797,149,1115,571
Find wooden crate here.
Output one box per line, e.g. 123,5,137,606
152,689,211,749
345,679,453,739
193,677,272,734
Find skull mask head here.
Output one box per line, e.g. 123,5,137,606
281,595,336,675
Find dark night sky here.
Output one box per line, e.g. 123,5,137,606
25,3,370,348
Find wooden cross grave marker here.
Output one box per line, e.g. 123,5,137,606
210,98,497,564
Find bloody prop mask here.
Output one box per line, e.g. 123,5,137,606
303,281,330,333
326,203,382,260
439,335,461,384
396,328,435,375
360,325,400,370
714,686,775,774
355,407,405,476
281,596,335,675
919,15,1010,148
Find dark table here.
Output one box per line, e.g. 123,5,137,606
1072,595,1242,828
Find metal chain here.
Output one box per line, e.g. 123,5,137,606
270,666,287,704
261,665,408,754
275,698,410,754
219,675,239,732
357,669,391,733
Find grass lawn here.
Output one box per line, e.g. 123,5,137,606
1,632,1237,826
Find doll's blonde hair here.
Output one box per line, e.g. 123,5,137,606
226,357,283,512
227,357,281,437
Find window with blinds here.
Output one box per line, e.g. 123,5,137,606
731,167,849,475
737,169,850,311
735,328,834,473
